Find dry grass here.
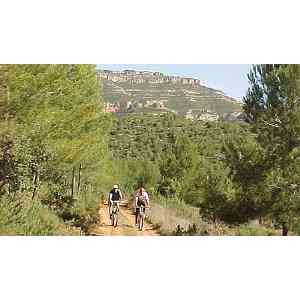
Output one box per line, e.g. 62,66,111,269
145,200,280,236
146,201,210,235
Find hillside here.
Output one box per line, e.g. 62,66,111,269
97,69,243,121
109,113,247,162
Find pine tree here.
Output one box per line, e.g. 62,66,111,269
243,64,300,235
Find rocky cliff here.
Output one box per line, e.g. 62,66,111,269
98,69,206,86
97,69,242,121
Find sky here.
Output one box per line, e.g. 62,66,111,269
98,64,252,100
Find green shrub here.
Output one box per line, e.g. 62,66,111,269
0,195,74,235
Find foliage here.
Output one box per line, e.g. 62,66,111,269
243,64,300,234
0,194,75,235
109,113,250,214
0,64,110,235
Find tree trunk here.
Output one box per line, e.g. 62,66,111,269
71,167,76,199
282,223,289,236
77,164,82,195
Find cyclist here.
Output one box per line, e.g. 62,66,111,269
108,184,123,219
134,186,150,226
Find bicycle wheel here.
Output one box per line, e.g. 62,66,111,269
140,215,144,231
111,213,115,226
136,212,139,228
114,212,118,227
137,211,141,230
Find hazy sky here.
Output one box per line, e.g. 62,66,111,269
98,64,252,100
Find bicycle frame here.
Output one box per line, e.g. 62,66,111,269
111,201,120,227
137,205,146,230
112,201,119,213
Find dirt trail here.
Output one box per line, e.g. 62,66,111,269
88,202,159,236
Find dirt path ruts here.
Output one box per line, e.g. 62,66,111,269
88,202,159,236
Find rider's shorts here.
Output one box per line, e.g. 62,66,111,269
136,204,145,214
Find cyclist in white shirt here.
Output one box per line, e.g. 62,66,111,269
134,186,150,226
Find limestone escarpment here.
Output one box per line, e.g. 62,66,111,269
97,69,242,121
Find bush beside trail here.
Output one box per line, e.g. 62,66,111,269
145,200,279,236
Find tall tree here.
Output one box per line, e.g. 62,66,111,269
243,64,300,235
0,64,113,234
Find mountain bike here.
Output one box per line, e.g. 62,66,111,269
136,205,146,231
111,201,120,227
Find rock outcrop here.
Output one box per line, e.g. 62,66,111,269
98,69,242,121
98,69,206,86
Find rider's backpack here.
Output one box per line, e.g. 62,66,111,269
110,189,121,201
